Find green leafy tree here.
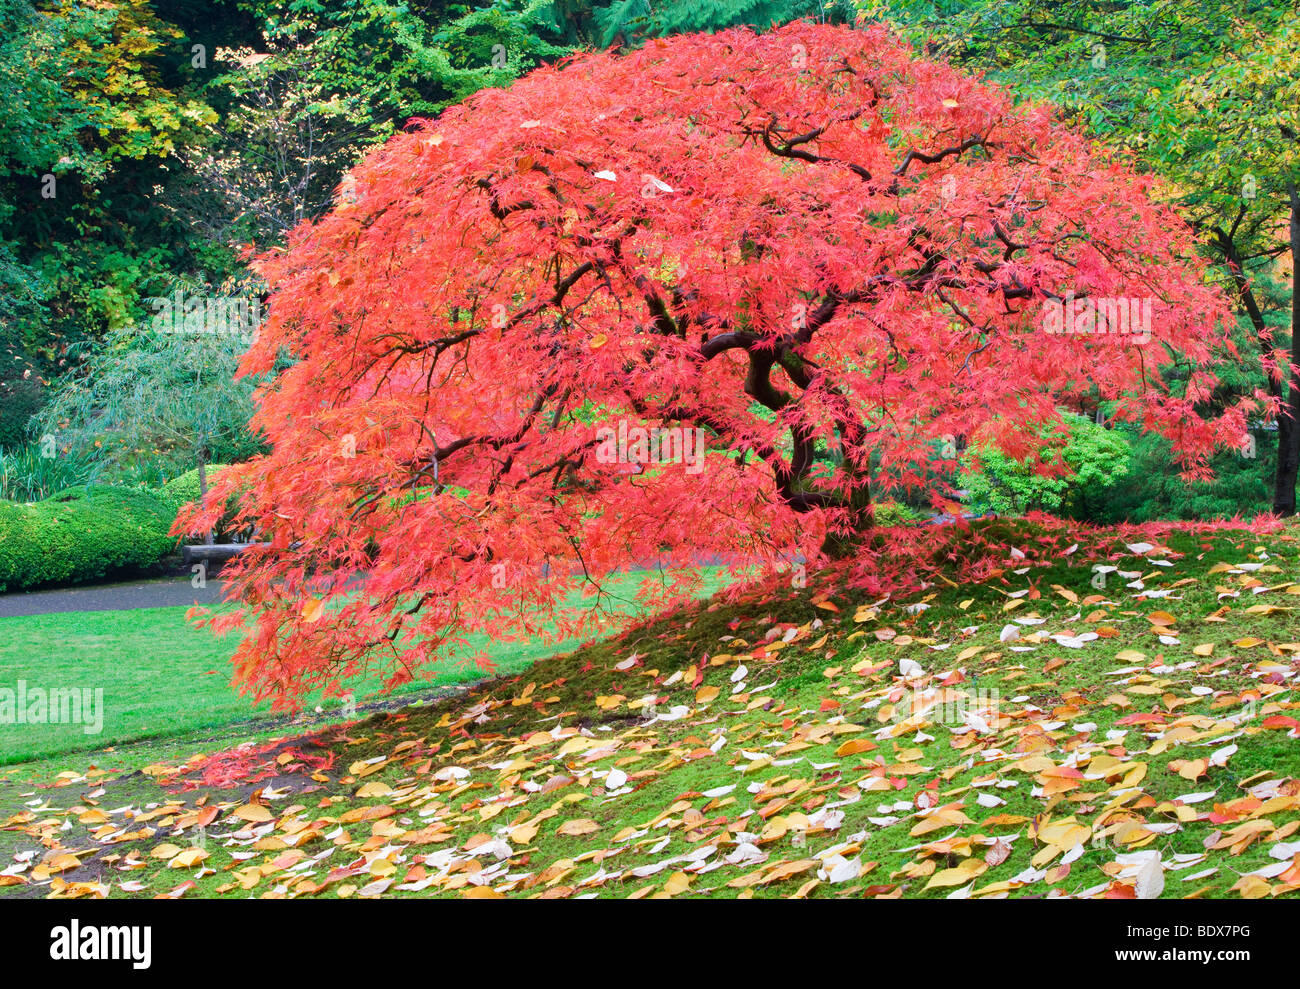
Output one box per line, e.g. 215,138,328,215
960,414,1131,520
1163,19,1300,512
0,0,89,371
170,1,573,249
587,0,854,47
1,0,216,373
1095,426,1276,524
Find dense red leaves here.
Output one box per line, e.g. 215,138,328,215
170,743,336,792
177,23,1256,709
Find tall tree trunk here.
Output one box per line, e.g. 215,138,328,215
197,449,215,546
1271,185,1300,516
819,462,874,560
1214,223,1284,508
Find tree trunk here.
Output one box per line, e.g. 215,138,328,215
1271,185,1300,516
197,451,215,546
1214,223,1284,509
819,469,875,560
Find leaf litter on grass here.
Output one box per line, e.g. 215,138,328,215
3,520,1300,900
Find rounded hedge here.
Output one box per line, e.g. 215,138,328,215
0,485,177,592
160,464,248,539
160,464,230,507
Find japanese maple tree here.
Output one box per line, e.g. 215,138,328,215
181,22,1254,708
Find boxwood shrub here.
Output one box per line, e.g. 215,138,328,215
0,485,177,591
161,464,248,540
160,464,230,507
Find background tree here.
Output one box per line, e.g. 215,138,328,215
959,412,1131,518
0,0,216,362
583,0,855,47
857,0,1297,512
180,40,380,243
10,0,861,488
183,23,1249,708
1163,19,1300,512
0,0,78,369
35,322,267,490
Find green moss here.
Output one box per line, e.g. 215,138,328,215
3,520,1299,900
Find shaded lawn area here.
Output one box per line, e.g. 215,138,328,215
0,567,731,765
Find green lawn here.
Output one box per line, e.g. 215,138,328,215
5,520,1300,900
0,568,729,765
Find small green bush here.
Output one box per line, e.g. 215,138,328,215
959,414,1131,520
873,500,928,526
160,464,247,540
161,464,230,507
0,485,177,592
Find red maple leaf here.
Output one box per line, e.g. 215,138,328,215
178,23,1249,709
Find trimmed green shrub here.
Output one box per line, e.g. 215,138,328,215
44,484,176,525
160,464,248,540
0,485,177,591
161,463,230,508
873,500,928,526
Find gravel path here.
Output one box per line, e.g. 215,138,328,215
0,575,228,618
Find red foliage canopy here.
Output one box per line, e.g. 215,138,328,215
180,22,1253,708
